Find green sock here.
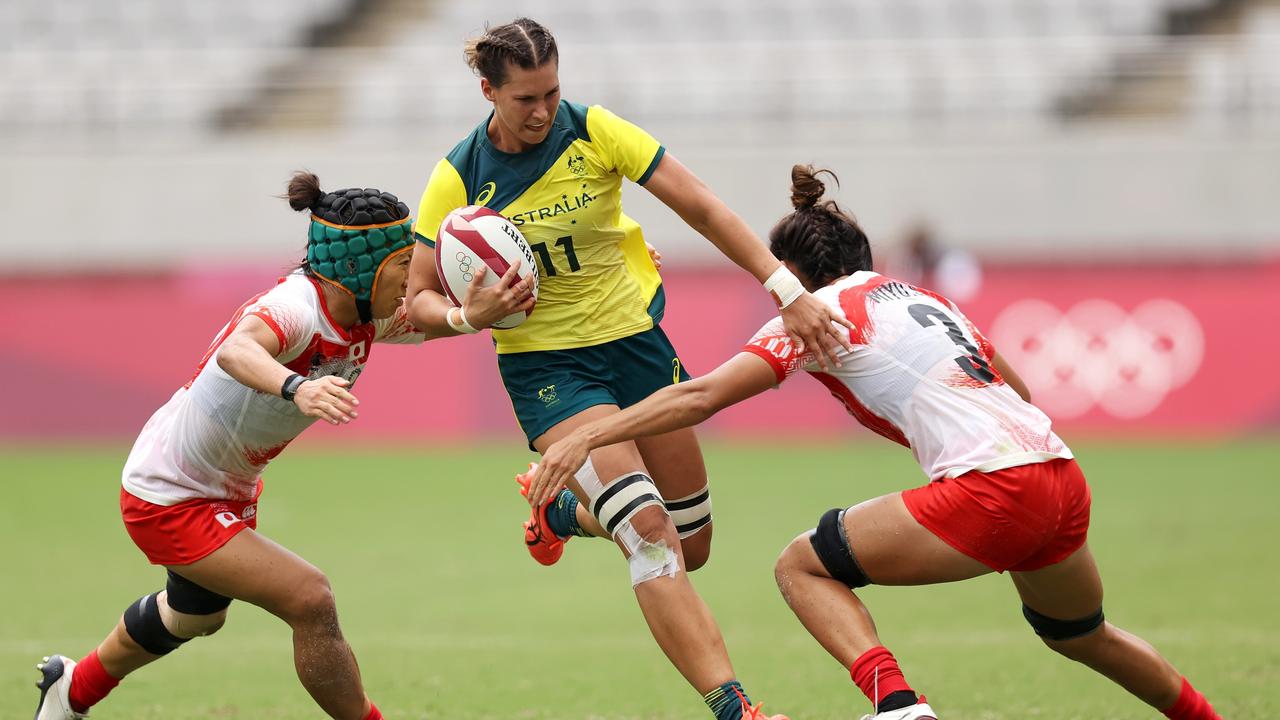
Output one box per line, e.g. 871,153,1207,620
704,679,750,720
545,489,589,538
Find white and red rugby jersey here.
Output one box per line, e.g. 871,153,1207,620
744,271,1071,481
122,272,424,505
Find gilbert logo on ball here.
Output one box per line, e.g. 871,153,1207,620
434,205,539,329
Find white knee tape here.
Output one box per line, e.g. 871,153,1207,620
665,485,712,539
588,473,664,536
616,520,680,586
574,456,603,498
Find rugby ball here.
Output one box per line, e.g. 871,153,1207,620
434,205,538,329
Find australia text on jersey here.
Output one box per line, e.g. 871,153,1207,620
506,191,596,226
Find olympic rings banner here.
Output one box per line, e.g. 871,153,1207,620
683,260,1280,438
3,260,1278,441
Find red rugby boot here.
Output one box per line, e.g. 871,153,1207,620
517,463,569,566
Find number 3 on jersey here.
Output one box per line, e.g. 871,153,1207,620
530,235,580,276
908,303,996,384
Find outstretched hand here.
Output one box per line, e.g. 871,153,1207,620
293,376,360,425
461,260,536,329
527,432,592,507
779,292,854,370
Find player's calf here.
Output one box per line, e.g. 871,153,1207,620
54,571,233,716
1022,605,1220,718
776,510,925,718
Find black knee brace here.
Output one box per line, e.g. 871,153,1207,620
123,593,187,656
1023,604,1105,641
809,507,870,588
165,570,232,615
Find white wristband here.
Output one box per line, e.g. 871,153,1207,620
447,306,479,334
763,265,805,309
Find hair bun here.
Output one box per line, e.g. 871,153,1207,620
286,171,324,212
789,165,826,210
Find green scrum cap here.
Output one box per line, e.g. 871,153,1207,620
306,187,414,323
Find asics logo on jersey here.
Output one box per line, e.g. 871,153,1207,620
474,182,496,206
991,298,1204,420
672,358,682,384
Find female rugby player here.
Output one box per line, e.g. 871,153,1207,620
529,166,1223,720
404,17,844,720
33,173,527,720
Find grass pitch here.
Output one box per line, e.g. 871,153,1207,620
2,438,1276,719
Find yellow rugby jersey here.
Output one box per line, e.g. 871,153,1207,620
415,101,666,354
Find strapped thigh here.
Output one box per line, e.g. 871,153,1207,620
665,485,711,539
809,507,871,588
1022,604,1105,641
166,570,232,615
588,473,665,535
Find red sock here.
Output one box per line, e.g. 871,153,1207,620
849,646,915,707
67,650,121,713
1162,677,1221,720
361,702,383,720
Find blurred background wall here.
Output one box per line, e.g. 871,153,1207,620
3,0,1278,441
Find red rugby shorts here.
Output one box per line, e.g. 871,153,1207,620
902,458,1090,572
120,483,261,566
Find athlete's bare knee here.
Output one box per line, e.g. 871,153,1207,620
278,570,338,630
775,535,802,576
775,533,818,587
623,505,678,548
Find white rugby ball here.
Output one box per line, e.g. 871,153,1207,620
434,205,538,329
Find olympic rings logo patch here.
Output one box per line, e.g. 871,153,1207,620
990,299,1204,419
455,250,474,283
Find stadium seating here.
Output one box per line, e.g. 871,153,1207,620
5,0,1278,134
1189,6,1280,126
337,0,1228,129
0,0,348,132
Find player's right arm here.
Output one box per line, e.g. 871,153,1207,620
405,158,533,334
215,316,359,425
405,245,534,335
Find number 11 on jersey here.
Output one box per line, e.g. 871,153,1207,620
530,236,580,276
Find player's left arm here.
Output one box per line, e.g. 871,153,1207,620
217,316,360,425
527,352,779,506
641,154,853,370
642,154,778,282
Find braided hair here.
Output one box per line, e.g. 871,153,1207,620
768,165,872,289
464,18,559,87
